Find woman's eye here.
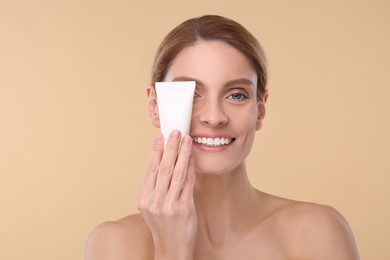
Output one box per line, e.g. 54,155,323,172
228,92,248,100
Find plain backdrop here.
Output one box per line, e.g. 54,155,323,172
1,0,389,259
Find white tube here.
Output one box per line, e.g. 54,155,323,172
155,81,196,147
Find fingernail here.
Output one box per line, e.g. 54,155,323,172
183,135,192,144
171,130,181,139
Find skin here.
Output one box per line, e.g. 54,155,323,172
85,41,360,259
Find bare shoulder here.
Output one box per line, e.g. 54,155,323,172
263,195,360,259
84,214,153,260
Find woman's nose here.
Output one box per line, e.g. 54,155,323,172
199,100,228,127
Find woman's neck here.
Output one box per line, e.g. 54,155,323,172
193,163,261,247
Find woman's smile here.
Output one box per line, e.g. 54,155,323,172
192,136,235,146
191,135,236,152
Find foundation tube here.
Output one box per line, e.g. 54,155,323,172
155,81,196,147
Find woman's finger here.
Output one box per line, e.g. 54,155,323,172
138,132,164,200
179,152,196,202
154,130,181,196
166,135,193,202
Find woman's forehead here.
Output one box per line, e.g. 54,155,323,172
165,40,257,86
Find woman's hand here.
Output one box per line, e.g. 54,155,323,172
136,130,197,260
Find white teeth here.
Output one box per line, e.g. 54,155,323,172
192,137,234,146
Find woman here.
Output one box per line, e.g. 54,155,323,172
85,15,359,259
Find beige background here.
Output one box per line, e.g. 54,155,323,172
1,0,389,259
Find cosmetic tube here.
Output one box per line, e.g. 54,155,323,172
155,81,196,147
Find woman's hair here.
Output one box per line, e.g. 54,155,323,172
151,15,268,100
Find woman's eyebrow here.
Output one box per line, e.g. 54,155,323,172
172,76,205,87
225,78,255,88
172,77,254,88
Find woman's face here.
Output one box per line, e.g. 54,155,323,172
163,40,266,174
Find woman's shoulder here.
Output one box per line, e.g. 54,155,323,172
260,192,351,229
84,214,153,260
259,193,360,259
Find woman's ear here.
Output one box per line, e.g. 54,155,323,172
256,93,268,131
146,84,160,128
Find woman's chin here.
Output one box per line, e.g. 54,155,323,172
194,162,240,176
